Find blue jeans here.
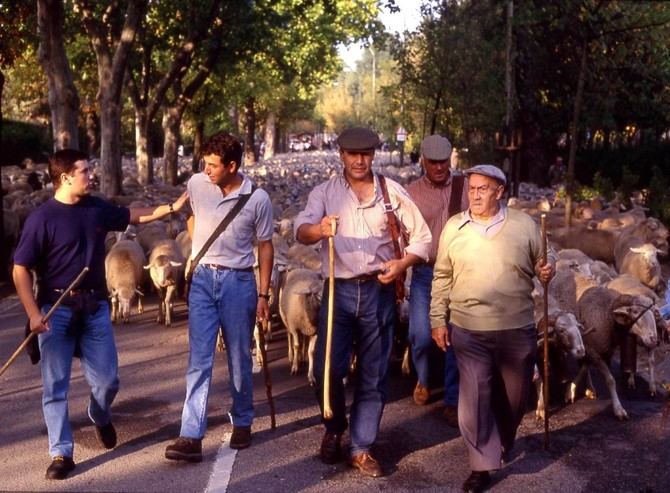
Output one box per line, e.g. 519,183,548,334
180,265,257,438
409,263,459,406
314,278,395,455
39,301,118,458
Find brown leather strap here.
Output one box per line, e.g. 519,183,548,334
377,174,405,303
448,174,465,217
378,175,403,260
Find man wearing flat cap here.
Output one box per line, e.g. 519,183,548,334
406,135,468,427
294,126,431,477
430,164,556,493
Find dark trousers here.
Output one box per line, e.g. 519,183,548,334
314,279,396,455
451,324,536,471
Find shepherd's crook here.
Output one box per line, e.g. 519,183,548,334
0,266,90,378
257,319,276,429
540,214,550,449
323,217,336,420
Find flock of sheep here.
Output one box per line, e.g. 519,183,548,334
3,152,669,422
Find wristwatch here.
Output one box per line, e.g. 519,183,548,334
258,293,270,300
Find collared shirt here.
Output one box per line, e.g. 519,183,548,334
458,204,507,238
294,174,432,279
406,174,468,262
188,172,273,269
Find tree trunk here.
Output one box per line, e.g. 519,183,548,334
564,40,589,228
83,102,99,157
192,119,204,172
0,69,4,281
430,91,442,135
244,96,256,166
78,0,146,196
135,108,152,185
162,106,181,185
230,105,239,135
99,89,123,196
264,112,276,159
38,0,80,151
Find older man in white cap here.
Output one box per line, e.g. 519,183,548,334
406,135,467,427
429,164,555,493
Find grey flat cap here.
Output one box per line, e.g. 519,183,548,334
464,164,507,185
337,127,380,151
420,135,452,161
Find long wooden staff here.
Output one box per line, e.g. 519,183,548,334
0,266,89,378
323,217,336,420
540,214,550,449
256,319,276,429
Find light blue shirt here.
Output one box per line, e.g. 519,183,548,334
187,172,273,268
458,204,507,238
294,174,431,279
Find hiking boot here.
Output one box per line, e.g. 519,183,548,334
229,426,251,450
95,421,117,449
413,381,430,405
462,470,491,493
348,451,383,477
45,456,75,480
165,437,203,462
319,432,342,464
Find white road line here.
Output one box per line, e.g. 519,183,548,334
205,432,237,493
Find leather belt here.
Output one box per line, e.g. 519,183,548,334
203,264,254,273
336,271,381,282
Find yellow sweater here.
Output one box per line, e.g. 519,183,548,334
430,208,547,331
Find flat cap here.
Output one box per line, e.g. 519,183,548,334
420,135,452,161
464,164,507,185
337,127,380,151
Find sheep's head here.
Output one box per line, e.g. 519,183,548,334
613,294,658,348
553,312,586,358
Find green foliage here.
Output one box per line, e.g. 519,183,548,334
0,119,51,165
648,166,670,225
592,171,614,201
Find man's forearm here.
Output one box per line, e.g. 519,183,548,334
257,241,274,295
12,265,40,319
296,223,323,245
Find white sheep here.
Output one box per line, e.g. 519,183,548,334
278,268,322,385
574,287,658,420
144,239,184,326
105,239,146,323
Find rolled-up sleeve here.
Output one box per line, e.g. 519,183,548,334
293,184,326,239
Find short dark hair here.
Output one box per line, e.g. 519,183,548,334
49,149,89,188
201,132,243,167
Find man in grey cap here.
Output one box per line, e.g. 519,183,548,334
294,126,431,477
405,135,468,428
430,164,555,493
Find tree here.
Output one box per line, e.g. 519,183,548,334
126,0,234,185
37,0,80,150
75,0,147,196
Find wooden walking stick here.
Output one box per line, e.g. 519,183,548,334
256,319,276,429
541,214,550,449
0,266,89,378
323,217,336,420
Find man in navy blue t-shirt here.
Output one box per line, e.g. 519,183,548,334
13,149,188,480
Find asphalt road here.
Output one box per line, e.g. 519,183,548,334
1,293,670,493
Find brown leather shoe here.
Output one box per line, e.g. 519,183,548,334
45,456,75,480
348,451,383,477
165,437,202,462
443,405,459,428
319,432,342,464
413,381,430,405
